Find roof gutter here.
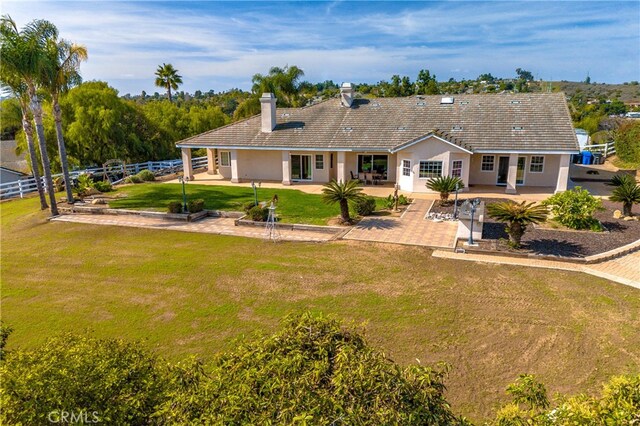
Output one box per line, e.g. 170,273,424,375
175,144,391,152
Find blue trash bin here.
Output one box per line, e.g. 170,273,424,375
581,151,593,165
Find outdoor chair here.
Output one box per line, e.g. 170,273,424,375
358,172,369,185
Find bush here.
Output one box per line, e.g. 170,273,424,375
136,169,155,182
243,201,257,213
542,187,604,230
614,120,640,164
398,194,411,205
187,199,205,213
247,205,268,221
384,195,396,209
125,175,143,184
355,196,376,216
0,334,167,425
92,180,113,192
168,201,183,214
426,176,464,202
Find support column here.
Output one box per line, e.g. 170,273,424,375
282,151,291,185
555,154,571,193
505,153,518,194
230,150,239,183
181,148,193,181
337,151,346,183
462,155,471,192
206,148,216,174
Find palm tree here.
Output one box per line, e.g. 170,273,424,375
251,65,305,107
609,180,640,217
487,201,548,248
41,37,88,203
426,176,464,203
0,73,48,209
607,174,636,187
0,15,59,215
321,179,364,224
154,63,182,103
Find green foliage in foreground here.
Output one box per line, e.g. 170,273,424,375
0,313,464,425
487,201,548,248
615,120,640,165
542,187,604,231
1,313,638,425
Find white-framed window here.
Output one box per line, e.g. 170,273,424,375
481,155,494,172
220,151,231,167
402,160,411,177
315,154,324,170
530,156,544,173
419,161,443,179
451,160,463,178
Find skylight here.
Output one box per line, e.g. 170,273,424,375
440,97,454,104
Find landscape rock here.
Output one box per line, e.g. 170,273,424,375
91,198,107,205
623,216,635,221
613,210,622,219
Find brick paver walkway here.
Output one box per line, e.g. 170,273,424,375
432,249,640,289
52,214,337,242
343,200,458,248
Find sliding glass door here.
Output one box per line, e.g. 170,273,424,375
291,155,312,180
357,154,388,179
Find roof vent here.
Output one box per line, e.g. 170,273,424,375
440,97,454,104
459,101,470,105
281,113,290,118
396,126,407,131
512,126,524,131
510,100,521,104
416,101,426,106
452,125,463,131
343,126,353,132
371,102,381,107
294,126,304,132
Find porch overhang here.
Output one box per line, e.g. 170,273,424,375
390,133,473,154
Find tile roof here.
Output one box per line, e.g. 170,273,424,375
176,93,579,153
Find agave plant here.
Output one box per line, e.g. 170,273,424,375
487,201,548,248
609,179,640,217
426,176,464,203
321,179,364,224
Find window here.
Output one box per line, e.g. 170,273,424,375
481,155,494,172
402,160,411,177
419,161,442,179
220,151,230,167
530,156,544,173
451,160,463,178
315,154,324,170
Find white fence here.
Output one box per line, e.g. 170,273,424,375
0,156,207,200
584,141,616,157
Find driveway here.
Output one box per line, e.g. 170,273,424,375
343,199,458,249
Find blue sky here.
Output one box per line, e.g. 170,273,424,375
3,1,639,95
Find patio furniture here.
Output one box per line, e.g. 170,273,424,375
359,172,370,185
350,171,357,180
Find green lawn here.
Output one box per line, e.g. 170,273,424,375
2,195,639,422
108,182,386,225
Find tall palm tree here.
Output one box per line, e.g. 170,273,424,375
0,74,48,209
487,201,548,248
154,63,182,103
321,179,364,224
251,65,305,107
41,37,88,203
0,15,59,215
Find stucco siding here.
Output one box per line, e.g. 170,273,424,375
468,154,561,187
236,150,283,181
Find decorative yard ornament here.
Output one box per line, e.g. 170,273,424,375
178,175,188,213
393,183,400,211
461,198,481,246
264,196,280,242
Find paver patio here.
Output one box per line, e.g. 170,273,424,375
52,214,337,242
343,199,458,248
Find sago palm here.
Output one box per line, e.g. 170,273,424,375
321,179,364,224
0,15,59,215
41,37,88,203
154,63,182,103
426,175,464,203
487,201,548,248
609,180,640,217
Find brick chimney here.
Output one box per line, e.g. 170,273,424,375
340,82,354,107
260,93,277,132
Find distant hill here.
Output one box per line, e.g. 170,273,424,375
552,81,640,102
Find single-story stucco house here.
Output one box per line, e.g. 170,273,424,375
176,84,579,194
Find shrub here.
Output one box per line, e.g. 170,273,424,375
398,194,411,205
610,179,640,216
321,179,364,223
247,205,269,221
355,196,376,216
243,201,257,213
426,176,464,203
93,180,113,192
167,201,183,214
125,175,143,184
0,334,167,425
542,187,604,230
0,322,12,361
384,194,396,209
487,201,548,248
187,199,205,213
136,169,155,182
614,120,640,164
